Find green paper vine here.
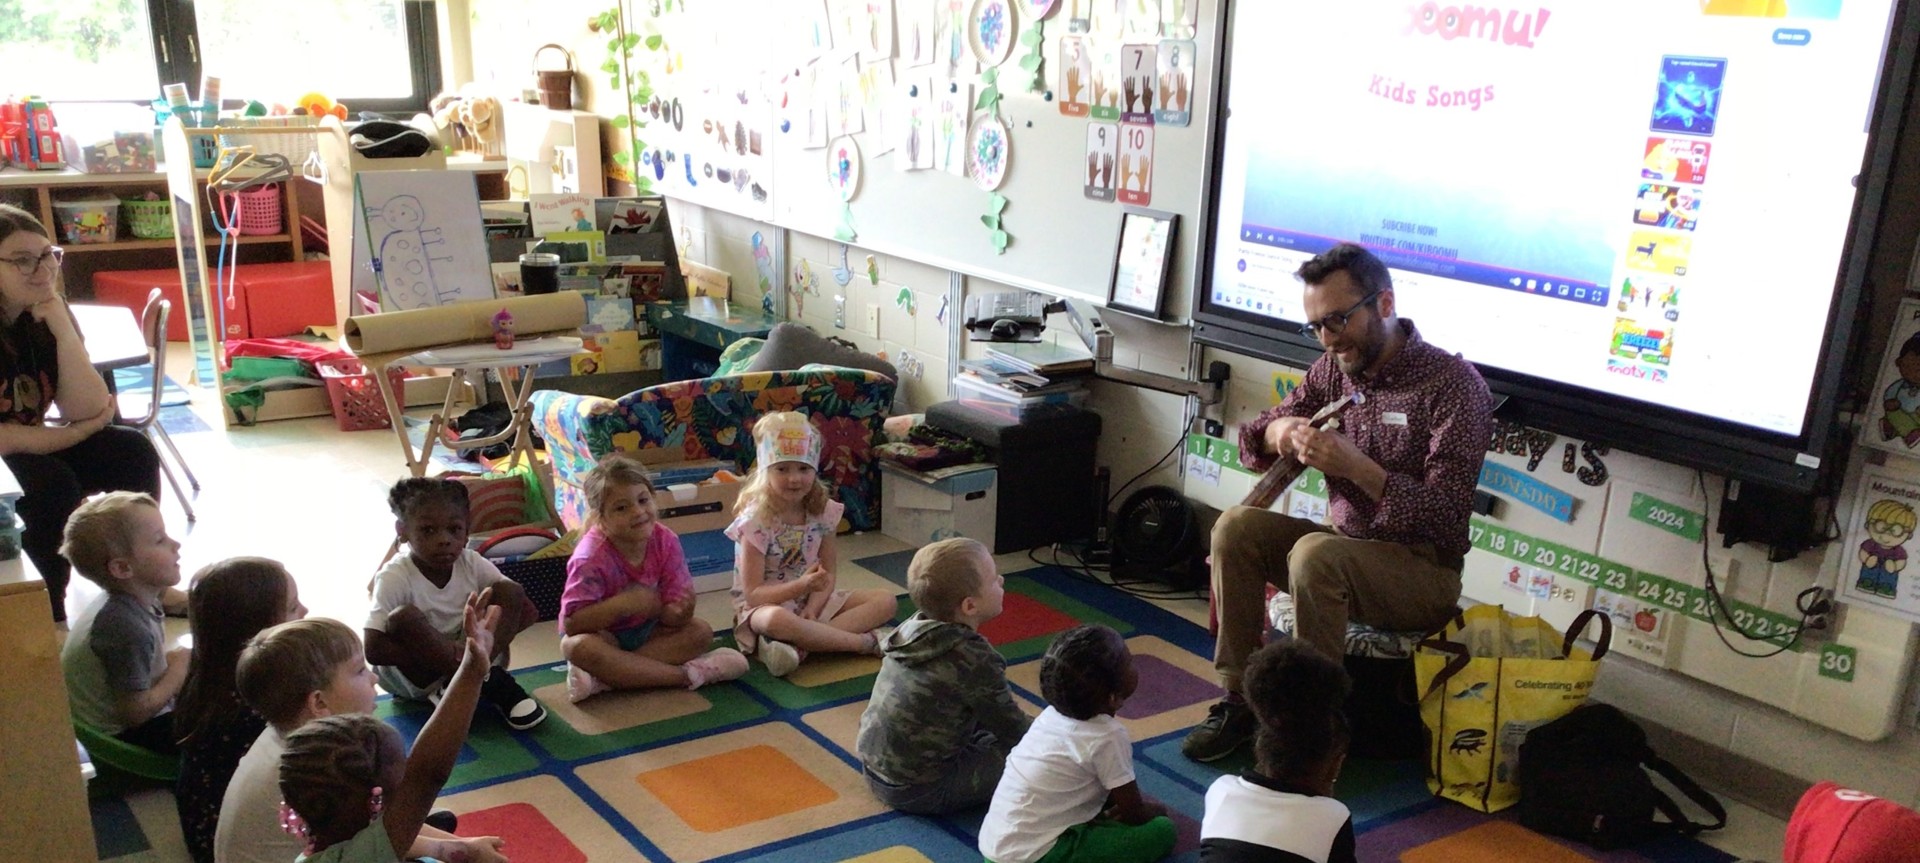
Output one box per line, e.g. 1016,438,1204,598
979,192,1011,254
836,203,858,242
975,68,1003,114
1017,20,1045,93
594,5,671,191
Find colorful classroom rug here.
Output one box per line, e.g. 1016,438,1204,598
112,364,191,407
93,558,1741,862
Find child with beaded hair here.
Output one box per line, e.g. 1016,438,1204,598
726,411,897,677
1198,640,1356,863
278,590,502,862
979,624,1174,863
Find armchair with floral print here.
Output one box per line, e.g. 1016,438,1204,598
531,368,896,531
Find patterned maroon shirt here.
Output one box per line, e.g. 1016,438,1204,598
1240,319,1492,560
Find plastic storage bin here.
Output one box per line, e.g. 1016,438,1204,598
220,183,283,235
316,359,408,432
52,195,121,244
950,373,1089,421
121,198,173,239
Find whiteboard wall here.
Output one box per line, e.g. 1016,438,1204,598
632,0,1222,316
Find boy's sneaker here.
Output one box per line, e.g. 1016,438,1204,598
1181,699,1257,762
757,638,802,678
482,666,548,730
566,663,610,704
684,647,750,690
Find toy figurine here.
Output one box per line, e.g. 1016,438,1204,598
492,308,515,350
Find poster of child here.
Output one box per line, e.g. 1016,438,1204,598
1864,298,1920,458
1842,470,1920,622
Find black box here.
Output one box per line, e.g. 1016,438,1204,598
926,401,1101,553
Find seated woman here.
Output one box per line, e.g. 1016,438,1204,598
0,204,162,624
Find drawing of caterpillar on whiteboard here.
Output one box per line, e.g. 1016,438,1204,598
368,195,458,309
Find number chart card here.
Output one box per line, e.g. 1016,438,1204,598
1121,44,1156,123
1841,468,1920,624
1059,36,1092,116
1155,39,1194,126
1086,122,1118,201
1118,121,1154,205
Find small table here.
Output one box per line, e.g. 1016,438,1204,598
72,303,149,396
645,299,780,381
361,336,584,487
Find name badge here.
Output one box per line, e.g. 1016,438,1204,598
1382,411,1408,426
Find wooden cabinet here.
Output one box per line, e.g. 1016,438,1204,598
0,543,95,860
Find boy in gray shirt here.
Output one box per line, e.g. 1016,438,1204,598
60,492,188,752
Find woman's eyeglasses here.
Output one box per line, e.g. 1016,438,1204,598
1301,290,1382,339
0,246,64,276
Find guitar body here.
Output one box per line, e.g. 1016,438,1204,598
1238,394,1355,510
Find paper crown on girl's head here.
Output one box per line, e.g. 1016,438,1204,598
756,412,824,468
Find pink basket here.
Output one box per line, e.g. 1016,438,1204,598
316,359,407,431
220,183,284,236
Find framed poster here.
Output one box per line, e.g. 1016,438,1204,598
1107,207,1176,319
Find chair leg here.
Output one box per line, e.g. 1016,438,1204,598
147,428,196,522
153,423,200,491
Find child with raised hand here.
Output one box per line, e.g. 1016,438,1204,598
560,454,748,702
218,618,504,863
280,591,505,862
858,537,1030,814
172,557,306,863
1199,640,1356,863
979,624,1174,863
59,491,188,753
727,411,897,677
365,477,547,731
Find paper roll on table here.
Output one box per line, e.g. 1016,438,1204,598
343,292,586,355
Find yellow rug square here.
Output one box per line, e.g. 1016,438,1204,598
842,847,936,863
801,699,868,758
574,722,887,861
532,681,712,736
1402,821,1595,863
638,744,837,832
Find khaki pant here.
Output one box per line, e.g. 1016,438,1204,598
1210,505,1463,692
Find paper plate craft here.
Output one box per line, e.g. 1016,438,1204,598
827,135,863,201
969,115,1011,191
969,0,1016,68
1024,0,1059,18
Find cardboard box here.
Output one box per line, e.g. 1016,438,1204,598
880,461,998,550
628,446,743,536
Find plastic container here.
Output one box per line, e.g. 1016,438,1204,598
52,195,121,244
316,358,408,431
950,374,1089,420
121,198,173,239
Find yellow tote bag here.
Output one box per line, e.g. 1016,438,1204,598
1415,605,1612,813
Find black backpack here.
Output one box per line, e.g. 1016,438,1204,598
1515,703,1727,850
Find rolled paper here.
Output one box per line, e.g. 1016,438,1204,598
199,75,222,108
163,83,191,109
344,291,585,355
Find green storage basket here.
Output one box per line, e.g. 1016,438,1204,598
121,198,174,240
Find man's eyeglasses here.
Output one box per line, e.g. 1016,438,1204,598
0,246,64,277
1301,290,1382,339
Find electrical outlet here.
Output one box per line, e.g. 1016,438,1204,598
834,294,846,328
865,303,881,338
1801,587,1837,641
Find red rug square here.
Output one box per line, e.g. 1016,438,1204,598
978,591,1082,646
456,802,587,863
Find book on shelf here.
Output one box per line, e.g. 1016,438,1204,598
986,340,1095,375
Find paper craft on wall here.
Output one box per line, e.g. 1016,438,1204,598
861,59,897,155
969,114,1011,190
1155,39,1194,126
800,0,835,58
354,170,493,311
937,78,973,175
1159,0,1194,39
1059,36,1091,115
969,0,1016,68
862,0,896,60
1090,0,1123,36
903,0,938,66
937,0,976,75
828,135,864,200
896,74,935,169
1865,298,1920,458
835,56,867,136
1123,0,1160,38
1842,468,1920,624
1023,0,1059,18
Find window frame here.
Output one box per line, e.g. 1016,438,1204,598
137,0,441,115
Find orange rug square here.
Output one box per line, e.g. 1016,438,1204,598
635,743,839,833
1402,821,1595,863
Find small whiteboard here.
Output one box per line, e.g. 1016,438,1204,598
354,170,494,311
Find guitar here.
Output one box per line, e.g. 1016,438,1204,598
1240,394,1356,509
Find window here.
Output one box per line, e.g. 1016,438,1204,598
0,0,440,113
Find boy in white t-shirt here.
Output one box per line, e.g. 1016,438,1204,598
216,618,505,863
978,624,1174,863
364,478,547,731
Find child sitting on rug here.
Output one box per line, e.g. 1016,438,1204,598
173,557,306,863
1199,640,1357,863
279,592,502,862
217,618,503,863
858,537,1030,814
365,477,547,731
727,411,896,677
560,454,748,702
60,492,189,754
979,624,1174,863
